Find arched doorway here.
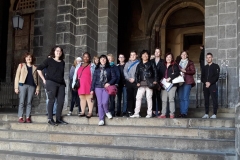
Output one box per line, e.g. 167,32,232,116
165,7,204,66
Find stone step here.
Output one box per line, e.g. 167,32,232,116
0,129,234,153
0,114,235,128
0,122,235,140
0,139,235,160
0,150,116,160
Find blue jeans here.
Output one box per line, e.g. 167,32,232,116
45,89,57,114
178,83,191,115
117,86,127,114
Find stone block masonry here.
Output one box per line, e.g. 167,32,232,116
33,0,118,111
205,0,239,108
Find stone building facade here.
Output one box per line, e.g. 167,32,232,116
1,0,240,158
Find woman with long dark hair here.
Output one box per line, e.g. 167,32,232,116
90,55,117,125
178,51,196,118
37,46,68,126
14,53,40,123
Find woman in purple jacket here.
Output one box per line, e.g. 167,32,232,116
90,55,117,126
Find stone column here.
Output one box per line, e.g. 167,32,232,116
205,0,238,108
236,0,240,159
98,0,118,59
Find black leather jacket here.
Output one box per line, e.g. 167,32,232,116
135,61,158,83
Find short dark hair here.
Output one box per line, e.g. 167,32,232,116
22,52,36,65
49,46,65,60
96,54,110,69
164,52,174,63
130,50,138,55
140,50,150,61
206,52,213,57
82,52,91,63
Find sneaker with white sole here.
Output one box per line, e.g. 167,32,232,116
67,111,72,116
130,114,140,118
98,120,104,126
210,114,216,119
106,112,113,119
146,115,152,118
202,114,209,119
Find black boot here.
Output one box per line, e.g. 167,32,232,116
56,119,68,125
48,119,58,126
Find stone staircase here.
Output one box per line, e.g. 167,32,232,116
0,114,236,160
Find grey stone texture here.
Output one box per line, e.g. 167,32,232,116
33,0,118,111
205,0,238,110
98,0,118,59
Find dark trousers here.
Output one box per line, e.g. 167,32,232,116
126,81,138,114
109,95,116,116
70,89,81,113
203,84,218,115
200,61,204,72
152,89,162,113
93,94,98,114
46,80,65,120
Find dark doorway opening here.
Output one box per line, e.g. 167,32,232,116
183,33,203,51
0,0,10,81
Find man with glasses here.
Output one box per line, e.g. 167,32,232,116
116,54,127,116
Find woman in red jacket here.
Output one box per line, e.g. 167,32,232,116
177,51,196,118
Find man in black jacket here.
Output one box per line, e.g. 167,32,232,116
201,53,220,119
151,48,164,116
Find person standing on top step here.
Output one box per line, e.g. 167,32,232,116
177,51,196,118
107,54,120,117
116,54,127,117
90,55,117,126
151,47,164,117
159,53,180,119
201,53,220,119
37,46,68,126
130,50,158,118
72,52,95,118
43,55,57,116
14,53,40,123
68,57,81,116
123,51,139,117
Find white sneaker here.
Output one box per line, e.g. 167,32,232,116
106,112,113,119
67,111,72,116
210,114,217,119
98,120,104,126
130,114,140,118
202,114,209,119
146,114,152,118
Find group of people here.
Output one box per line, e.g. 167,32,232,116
14,45,220,126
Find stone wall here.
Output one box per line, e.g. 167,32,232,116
236,0,240,158
98,0,118,58
205,0,238,108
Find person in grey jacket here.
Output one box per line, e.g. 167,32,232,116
123,51,139,116
67,57,81,116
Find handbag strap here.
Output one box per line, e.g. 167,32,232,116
77,63,90,80
127,60,139,73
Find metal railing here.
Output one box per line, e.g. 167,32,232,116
0,82,18,108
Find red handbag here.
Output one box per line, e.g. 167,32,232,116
106,85,118,96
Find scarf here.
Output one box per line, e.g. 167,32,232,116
100,64,107,85
110,62,114,66
179,58,188,69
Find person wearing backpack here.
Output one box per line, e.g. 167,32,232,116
123,51,139,117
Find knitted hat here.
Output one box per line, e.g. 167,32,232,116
76,57,82,61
